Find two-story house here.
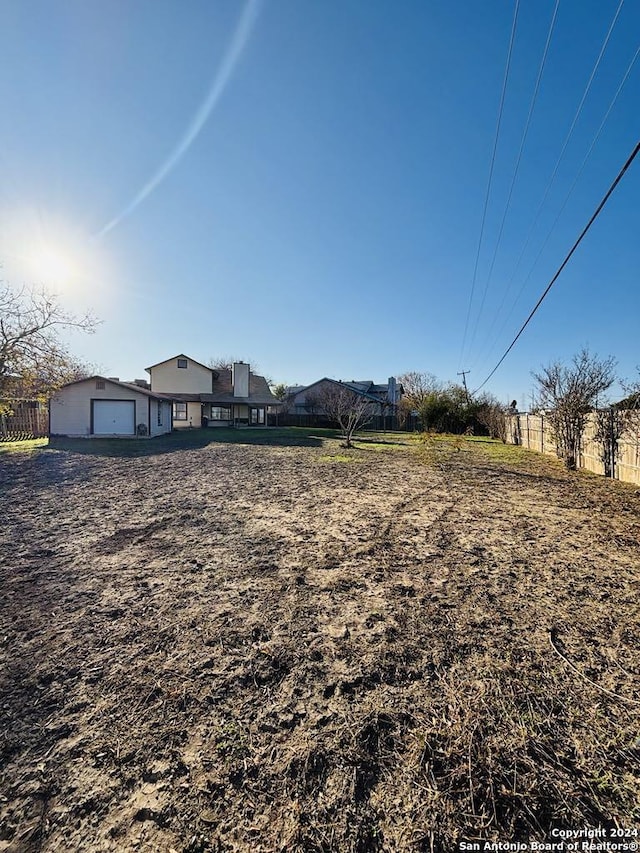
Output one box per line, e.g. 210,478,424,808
146,354,280,428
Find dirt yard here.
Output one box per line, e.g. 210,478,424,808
1,431,639,852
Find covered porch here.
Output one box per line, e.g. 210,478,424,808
171,391,279,429
200,401,267,427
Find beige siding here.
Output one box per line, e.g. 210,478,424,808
149,358,212,393
50,380,158,437
233,404,249,420
150,400,173,436
173,401,203,429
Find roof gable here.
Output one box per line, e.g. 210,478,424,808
145,354,213,374
290,377,383,404
56,376,177,401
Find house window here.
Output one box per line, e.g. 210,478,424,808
250,407,265,425
177,358,188,369
173,402,187,420
157,401,163,426
210,406,231,420
96,380,105,390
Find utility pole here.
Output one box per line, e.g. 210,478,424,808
457,370,471,404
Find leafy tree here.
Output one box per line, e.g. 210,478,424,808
271,383,288,401
533,347,617,470
399,372,493,433
417,383,478,433
0,283,98,406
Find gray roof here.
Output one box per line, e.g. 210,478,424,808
57,376,179,402
166,369,281,406
288,377,383,404
210,369,281,405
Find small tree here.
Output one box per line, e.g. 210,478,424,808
475,393,507,442
317,383,374,447
0,283,98,404
304,392,319,417
270,383,292,422
593,406,626,478
615,372,640,462
533,348,617,470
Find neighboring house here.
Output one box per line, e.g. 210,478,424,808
146,354,281,428
50,376,174,438
285,376,402,417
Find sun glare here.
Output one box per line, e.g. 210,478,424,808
1,210,116,312
28,244,79,286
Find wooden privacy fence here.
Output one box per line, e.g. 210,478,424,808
0,408,49,441
506,411,640,486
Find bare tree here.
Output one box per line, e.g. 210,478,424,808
317,383,374,447
475,393,507,442
398,371,440,408
616,372,640,460
398,371,441,429
533,348,617,470
207,355,272,385
208,355,262,373
304,392,319,415
0,283,98,402
593,406,626,478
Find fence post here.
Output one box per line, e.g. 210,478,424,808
609,407,616,480
541,414,544,454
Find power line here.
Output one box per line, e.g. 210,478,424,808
466,0,561,358
458,0,520,369
472,138,640,395
478,0,626,326
471,40,640,377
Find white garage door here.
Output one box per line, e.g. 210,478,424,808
93,400,136,435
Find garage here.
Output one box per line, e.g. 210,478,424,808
50,376,175,439
92,400,136,435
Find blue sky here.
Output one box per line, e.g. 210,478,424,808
1,0,638,406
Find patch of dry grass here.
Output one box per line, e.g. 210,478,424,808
0,437,48,454
1,434,639,851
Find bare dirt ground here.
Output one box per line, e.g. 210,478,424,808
1,431,639,852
